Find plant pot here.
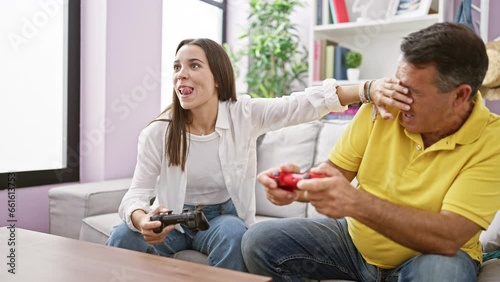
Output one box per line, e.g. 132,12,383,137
347,68,360,81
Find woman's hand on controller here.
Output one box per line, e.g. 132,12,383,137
133,206,175,245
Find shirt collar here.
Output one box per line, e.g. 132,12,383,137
215,100,231,131
454,92,491,145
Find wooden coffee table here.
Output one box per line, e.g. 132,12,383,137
0,227,271,282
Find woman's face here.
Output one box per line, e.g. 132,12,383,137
173,44,218,111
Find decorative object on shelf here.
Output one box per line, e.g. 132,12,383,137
345,50,362,81
480,41,500,100
226,0,308,98
352,0,394,22
388,0,433,19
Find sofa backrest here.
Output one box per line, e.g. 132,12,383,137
313,119,352,166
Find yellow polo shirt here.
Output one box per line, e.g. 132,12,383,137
329,94,500,269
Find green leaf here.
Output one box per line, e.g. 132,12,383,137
229,0,309,98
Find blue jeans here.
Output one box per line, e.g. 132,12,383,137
107,198,248,272
242,217,479,282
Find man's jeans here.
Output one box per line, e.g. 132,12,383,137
242,217,479,281
107,198,248,272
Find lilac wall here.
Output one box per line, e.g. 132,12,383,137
101,0,163,180
0,0,162,233
486,101,500,114
81,0,162,182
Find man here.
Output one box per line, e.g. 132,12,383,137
242,22,500,282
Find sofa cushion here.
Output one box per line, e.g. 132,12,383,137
172,250,208,265
480,211,500,253
80,212,122,244
255,121,322,218
478,259,500,282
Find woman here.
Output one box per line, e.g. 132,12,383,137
106,38,411,272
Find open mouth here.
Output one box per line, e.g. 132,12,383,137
401,112,415,122
403,112,413,118
179,86,194,95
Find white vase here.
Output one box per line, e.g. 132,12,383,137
347,68,360,81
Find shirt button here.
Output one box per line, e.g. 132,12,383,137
416,145,422,151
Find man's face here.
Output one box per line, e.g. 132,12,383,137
395,59,457,136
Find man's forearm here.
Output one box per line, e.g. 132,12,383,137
348,189,479,255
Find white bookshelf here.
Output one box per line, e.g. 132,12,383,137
308,0,452,86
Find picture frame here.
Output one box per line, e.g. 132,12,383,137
389,0,433,19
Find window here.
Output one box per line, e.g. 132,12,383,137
0,0,80,189
160,0,226,108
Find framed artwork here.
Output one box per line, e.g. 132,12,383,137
352,0,397,22
389,0,433,19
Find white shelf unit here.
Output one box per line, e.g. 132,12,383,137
472,0,491,42
308,0,452,86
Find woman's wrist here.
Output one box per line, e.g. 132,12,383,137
131,209,147,230
336,83,360,106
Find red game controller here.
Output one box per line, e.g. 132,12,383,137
270,170,325,191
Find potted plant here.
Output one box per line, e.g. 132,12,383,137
345,50,362,81
225,0,308,98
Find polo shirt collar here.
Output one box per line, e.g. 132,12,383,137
454,92,490,145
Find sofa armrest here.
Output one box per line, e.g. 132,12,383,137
480,211,500,253
49,178,131,239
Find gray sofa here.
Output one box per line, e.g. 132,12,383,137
49,119,500,281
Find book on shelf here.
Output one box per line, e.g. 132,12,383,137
328,0,337,24
313,40,321,81
316,0,332,25
324,0,332,24
330,0,349,24
334,45,350,80
325,44,336,79
313,39,337,81
316,0,323,25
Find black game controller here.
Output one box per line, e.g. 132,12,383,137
150,209,210,233
270,170,325,191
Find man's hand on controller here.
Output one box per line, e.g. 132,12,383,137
257,163,303,206
299,163,359,219
132,206,175,245
258,162,359,218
